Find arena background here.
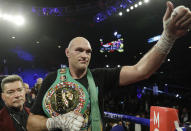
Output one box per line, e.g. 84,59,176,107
0,0,190,122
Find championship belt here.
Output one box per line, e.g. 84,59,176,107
42,68,90,118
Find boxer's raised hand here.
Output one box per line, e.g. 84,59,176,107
155,1,191,54
163,1,191,40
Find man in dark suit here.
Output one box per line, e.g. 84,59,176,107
0,75,30,131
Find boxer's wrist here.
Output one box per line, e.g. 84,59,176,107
154,31,176,54
46,116,62,130
46,118,56,130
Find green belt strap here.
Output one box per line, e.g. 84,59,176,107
87,69,102,131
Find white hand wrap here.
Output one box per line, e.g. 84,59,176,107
46,112,84,131
155,31,175,54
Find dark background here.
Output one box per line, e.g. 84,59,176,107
0,0,190,105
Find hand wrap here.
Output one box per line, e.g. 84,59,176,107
46,112,84,131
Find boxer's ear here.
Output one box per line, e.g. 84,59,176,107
163,1,174,21
65,48,70,58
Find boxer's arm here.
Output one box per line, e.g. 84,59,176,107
27,113,48,131
119,1,191,86
119,45,167,86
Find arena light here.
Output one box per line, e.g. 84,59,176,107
118,12,123,16
125,1,146,14
126,8,130,12
94,0,153,22
130,6,134,10
13,15,25,26
138,1,143,5
144,0,149,3
114,31,118,36
0,12,25,26
2,14,12,21
148,35,161,43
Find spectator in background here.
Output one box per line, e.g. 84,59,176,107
24,83,34,108
123,121,131,131
0,75,30,131
108,119,125,131
32,77,43,97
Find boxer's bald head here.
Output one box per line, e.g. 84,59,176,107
65,37,92,73
67,37,91,51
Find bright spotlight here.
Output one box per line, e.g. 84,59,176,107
144,0,149,3
119,12,123,16
126,8,130,12
130,6,134,10
2,14,12,21
138,1,143,5
134,4,138,8
114,31,118,36
13,15,25,26
0,12,25,26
